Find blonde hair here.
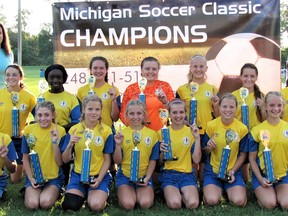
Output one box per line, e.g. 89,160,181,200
36,101,56,123
264,91,285,118
187,54,207,85
125,99,147,125
168,98,186,113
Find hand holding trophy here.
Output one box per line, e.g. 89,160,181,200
138,77,147,104
159,108,178,161
260,130,278,183
27,134,46,185
189,82,200,128
218,129,236,182
240,87,249,129
80,129,94,184
130,130,144,183
11,92,20,138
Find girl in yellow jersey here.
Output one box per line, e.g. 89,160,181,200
202,93,248,207
249,91,288,210
61,95,114,212
176,55,219,185
114,99,159,210
0,64,36,183
232,63,266,182
22,101,66,209
158,99,201,209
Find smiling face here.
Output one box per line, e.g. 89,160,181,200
219,97,237,124
141,60,159,83
240,67,258,91
37,107,55,128
47,69,64,92
90,60,108,82
126,104,146,128
83,100,102,124
169,103,186,127
189,57,207,81
5,66,22,88
265,93,284,120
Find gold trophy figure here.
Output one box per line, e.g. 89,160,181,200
88,75,96,95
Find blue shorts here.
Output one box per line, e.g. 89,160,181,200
66,169,112,197
159,170,198,190
115,168,153,189
12,138,22,165
25,171,64,190
203,164,245,190
251,170,288,190
0,174,7,198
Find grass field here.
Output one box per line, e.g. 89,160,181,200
0,66,287,215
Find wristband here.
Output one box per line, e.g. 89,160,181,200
52,140,59,145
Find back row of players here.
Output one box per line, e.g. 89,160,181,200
0,55,288,211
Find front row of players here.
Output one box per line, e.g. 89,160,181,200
1,92,288,211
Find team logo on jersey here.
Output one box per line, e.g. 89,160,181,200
205,91,211,97
182,137,190,146
19,103,27,112
144,137,152,146
102,93,110,100
94,136,103,146
283,130,288,138
59,101,67,107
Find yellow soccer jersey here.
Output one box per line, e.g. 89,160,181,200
281,87,288,122
22,123,66,180
66,122,114,176
43,91,80,126
158,126,195,173
205,117,248,174
250,120,288,179
0,88,36,137
232,89,261,130
77,83,120,127
120,126,159,178
0,132,17,176
176,82,217,134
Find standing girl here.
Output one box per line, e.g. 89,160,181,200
158,99,201,209
22,101,66,209
249,91,288,209
61,95,114,212
120,57,174,132
114,99,159,210
202,93,249,207
0,64,36,183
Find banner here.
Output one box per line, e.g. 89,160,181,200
52,0,280,95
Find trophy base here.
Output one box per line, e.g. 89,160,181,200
35,179,48,186
218,174,231,182
129,177,145,184
81,175,99,185
164,156,178,161
268,178,282,184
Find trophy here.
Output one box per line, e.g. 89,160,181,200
240,87,249,129
159,108,178,161
260,130,277,183
218,129,236,182
37,79,48,103
130,130,144,183
80,129,94,184
11,92,20,138
27,134,46,185
138,77,147,104
189,82,200,127
88,75,96,95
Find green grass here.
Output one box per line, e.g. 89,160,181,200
1,66,285,215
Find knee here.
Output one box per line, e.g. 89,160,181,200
259,199,277,210
62,193,85,211
185,199,199,209
230,197,247,207
40,197,55,209
204,195,220,206
25,199,39,210
167,200,181,209
138,197,153,209
279,201,288,210
89,200,106,212
119,199,136,210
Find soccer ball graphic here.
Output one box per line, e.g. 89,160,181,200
205,33,280,95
